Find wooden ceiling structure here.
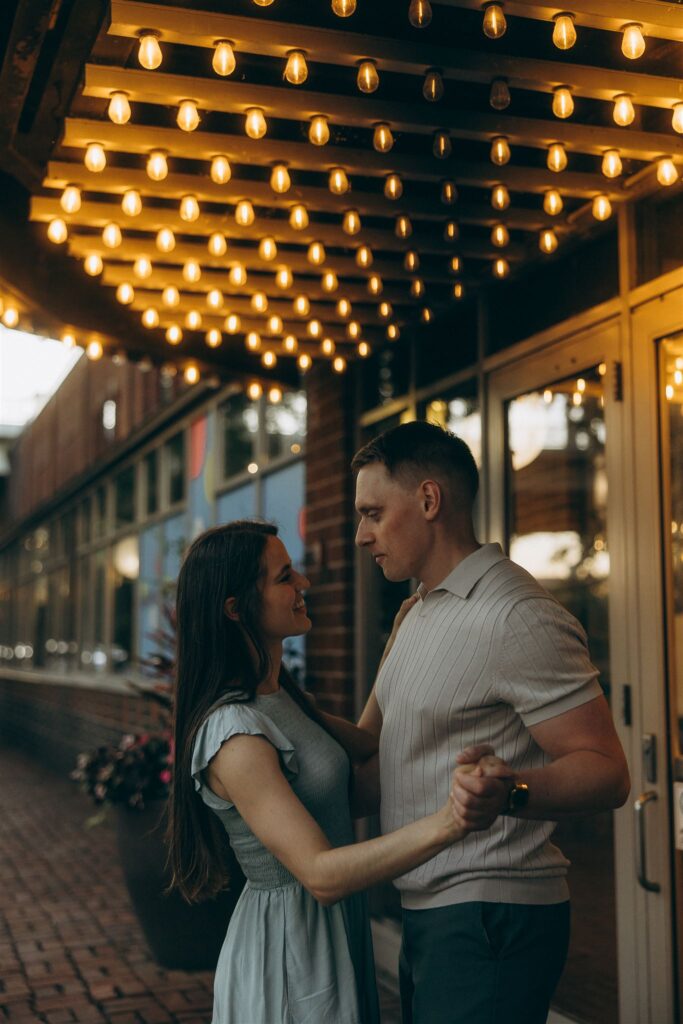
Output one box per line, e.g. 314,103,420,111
3,0,683,383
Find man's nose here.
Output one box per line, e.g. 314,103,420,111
355,521,370,547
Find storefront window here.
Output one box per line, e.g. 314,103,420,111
419,380,481,466
222,393,258,478
112,536,139,670
265,390,306,461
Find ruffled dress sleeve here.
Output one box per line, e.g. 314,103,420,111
191,701,299,811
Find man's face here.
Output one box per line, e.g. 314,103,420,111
354,463,428,581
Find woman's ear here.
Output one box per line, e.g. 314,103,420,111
224,597,240,622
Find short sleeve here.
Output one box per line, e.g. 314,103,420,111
191,702,299,810
496,596,603,726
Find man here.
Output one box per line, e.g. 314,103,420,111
353,420,630,1024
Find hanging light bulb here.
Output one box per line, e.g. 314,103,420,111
410,279,425,299
489,184,509,213
267,315,283,335
283,335,298,353
61,330,77,349
420,309,432,324
207,288,224,310
261,350,277,368
491,223,509,247
322,339,336,356
489,77,511,110
379,301,392,318
423,69,444,102
270,164,291,194
60,185,81,214
309,115,330,145
543,189,563,215
322,271,338,292
408,0,432,27
342,208,361,235
482,3,506,39
450,255,461,273
84,254,103,276
384,174,403,200
404,250,419,271
373,123,394,152
539,228,559,253
247,382,263,400
395,215,412,238
547,142,568,172
183,260,201,283
133,256,152,279
657,158,679,186
441,181,457,205
359,341,372,356
493,257,510,278
166,325,182,345
155,227,175,253
329,167,350,194
184,364,200,384
138,32,162,69
284,50,308,85
298,352,312,371
177,99,200,132
208,232,227,256
347,320,361,339
444,220,459,241
142,307,159,328
552,86,574,119
212,40,236,76
86,339,104,360
368,274,383,296
251,292,268,313
146,150,168,181
613,93,635,127
225,313,241,333
186,310,202,330
308,319,323,338
108,91,131,125
356,245,373,268
332,0,356,15
2,306,19,328
120,189,141,217
592,195,612,221
433,130,452,158
85,143,106,172
47,218,68,244
357,60,379,93
253,0,275,5
162,285,180,308
490,136,511,165
337,297,351,318
275,266,293,289
259,236,277,261
622,23,645,60
245,107,267,139
206,328,222,348
602,149,623,178
294,295,311,316
229,264,247,286
289,204,309,229
180,194,200,222
210,155,232,183
235,199,255,226
307,241,326,266
102,222,122,249
552,12,576,50
387,323,400,340
453,281,465,300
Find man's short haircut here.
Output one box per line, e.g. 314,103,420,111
351,420,479,507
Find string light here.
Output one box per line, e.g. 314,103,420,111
185,310,202,330
213,40,236,76
329,167,350,194
332,0,356,16
321,338,336,356
379,301,392,318
395,215,412,238
404,250,419,271
337,297,351,318
307,241,326,266
368,275,383,296
206,329,222,348
270,164,291,193
229,264,247,286
450,255,461,273
622,23,645,60
267,315,283,334
251,292,268,313
423,69,444,102
155,227,175,253
333,356,347,373
342,208,361,235
613,94,635,127
166,325,182,345
146,151,168,181
358,341,371,357
247,382,263,401
491,184,510,210
245,108,267,139
453,281,465,300
102,222,122,249
180,194,200,222
298,353,312,371
283,335,298,353
135,257,153,279
552,86,574,119
444,221,459,241
347,320,361,339
356,245,373,268
210,155,232,183
61,330,77,348
592,195,612,221
177,99,200,132
491,223,509,247
121,189,142,216
482,3,506,39
275,267,293,289
268,387,283,403
225,314,241,333
408,0,432,28
543,189,563,215
357,60,379,93
309,115,330,145
410,278,425,298
208,232,227,256
373,123,394,152
289,205,309,229
60,185,81,214
547,142,568,172
387,323,400,340
86,340,103,360
657,158,678,186
107,92,131,128
441,181,457,205
47,218,68,244
207,288,224,309
284,50,308,85
259,236,277,261
492,257,510,278
2,306,19,328
83,254,103,276
384,174,403,200
433,131,452,159
85,143,106,172
162,286,180,308
552,12,576,50
235,199,255,226
602,149,622,178
322,271,338,292
184,365,200,384
294,295,311,316
539,228,558,253
138,33,162,69
490,136,510,165
489,77,510,110
308,319,323,338
142,307,159,328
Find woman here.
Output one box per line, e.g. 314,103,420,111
167,521,507,1024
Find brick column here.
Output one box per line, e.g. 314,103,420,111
304,364,357,718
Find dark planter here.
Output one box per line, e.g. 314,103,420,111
116,800,243,970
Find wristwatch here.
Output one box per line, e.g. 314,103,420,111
504,781,530,814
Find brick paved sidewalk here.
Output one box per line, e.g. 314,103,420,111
0,746,401,1024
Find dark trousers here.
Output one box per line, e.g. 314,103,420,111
399,900,570,1024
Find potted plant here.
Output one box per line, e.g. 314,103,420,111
71,609,243,970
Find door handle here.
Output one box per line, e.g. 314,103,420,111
634,791,661,893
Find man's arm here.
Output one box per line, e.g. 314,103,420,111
450,695,630,829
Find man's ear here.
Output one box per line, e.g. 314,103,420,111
224,597,240,621
421,480,442,521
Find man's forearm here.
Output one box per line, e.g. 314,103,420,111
319,710,379,764
512,749,630,821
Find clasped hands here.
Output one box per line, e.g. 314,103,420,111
450,744,517,833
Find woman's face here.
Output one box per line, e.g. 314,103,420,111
259,535,312,643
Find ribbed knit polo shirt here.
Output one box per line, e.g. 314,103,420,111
376,542,603,909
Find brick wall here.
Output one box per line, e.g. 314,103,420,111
304,364,357,719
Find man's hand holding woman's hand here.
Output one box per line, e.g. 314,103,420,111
450,745,516,833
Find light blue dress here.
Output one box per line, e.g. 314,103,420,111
191,688,380,1024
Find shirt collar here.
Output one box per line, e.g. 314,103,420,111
417,543,506,601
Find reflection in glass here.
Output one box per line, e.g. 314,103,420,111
265,390,307,460
422,382,481,466
660,333,683,753
223,394,258,479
